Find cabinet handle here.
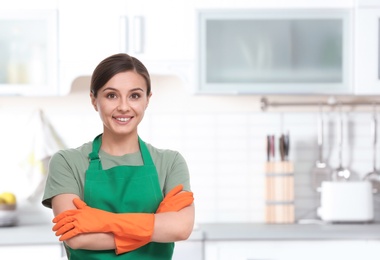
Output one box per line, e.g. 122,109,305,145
133,16,144,54
119,16,129,53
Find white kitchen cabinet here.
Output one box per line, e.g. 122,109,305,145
354,7,380,95
205,240,380,260
0,244,62,259
195,3,380,95
0,8,58,96
117,0,196,83
122,0,354,65
58,0,196,94
172,240,203,260
122,0,195,62
197,9,353,95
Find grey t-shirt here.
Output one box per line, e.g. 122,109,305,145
42,140,191,208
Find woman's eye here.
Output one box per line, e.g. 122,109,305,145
106,93,117,99
130,93,141,99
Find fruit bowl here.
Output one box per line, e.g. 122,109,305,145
0,204,16,211
0,208,18,227
0,192,18,227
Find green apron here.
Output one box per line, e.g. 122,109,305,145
68,134,174,259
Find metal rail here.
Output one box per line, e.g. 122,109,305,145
260,97,380,111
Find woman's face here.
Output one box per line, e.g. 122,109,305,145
90,71,151,138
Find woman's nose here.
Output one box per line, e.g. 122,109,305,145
117,98,130,111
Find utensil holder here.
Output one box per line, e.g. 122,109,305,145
265,161,295,223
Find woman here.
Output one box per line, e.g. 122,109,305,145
42,53,195,259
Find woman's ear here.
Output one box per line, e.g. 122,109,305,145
146,92,152,108
90,92,98,111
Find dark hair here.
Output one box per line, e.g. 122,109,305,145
90,53,151,97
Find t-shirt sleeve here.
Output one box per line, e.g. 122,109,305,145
42,151,82,208
163,151,191,196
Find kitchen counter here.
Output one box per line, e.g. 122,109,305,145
0,223,204,246
2,222,380,246
199,222,380,241
0,223,57,246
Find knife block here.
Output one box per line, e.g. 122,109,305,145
265,161,295,224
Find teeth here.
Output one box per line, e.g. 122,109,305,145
116,117,130,122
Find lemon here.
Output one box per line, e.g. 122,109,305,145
0,192,16,205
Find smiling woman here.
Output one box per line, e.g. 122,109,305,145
42,53,195,260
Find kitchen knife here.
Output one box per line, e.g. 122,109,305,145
283,132,290,161
279,134,285,161
267,135,271,162
270,135,275,161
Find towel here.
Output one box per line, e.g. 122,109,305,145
20,109,66,203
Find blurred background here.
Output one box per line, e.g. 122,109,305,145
1,0,380,259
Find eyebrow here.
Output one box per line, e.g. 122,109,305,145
102,87,145,93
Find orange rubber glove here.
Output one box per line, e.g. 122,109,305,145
52,198,154,243
114,235,148,255
156,184,194,213
115,184,194,254
53,185,193,255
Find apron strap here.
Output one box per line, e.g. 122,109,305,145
138,136,154,166
88,134,102,171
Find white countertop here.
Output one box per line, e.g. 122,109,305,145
2,222,380,246
0,223,204,246
199,222,380,241
0,223,57,246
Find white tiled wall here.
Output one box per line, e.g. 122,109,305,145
141,110,380,223
0,75,379,224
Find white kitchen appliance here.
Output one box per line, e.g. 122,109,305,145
317,181,374,222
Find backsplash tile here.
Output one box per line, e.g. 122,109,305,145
143,110,380,223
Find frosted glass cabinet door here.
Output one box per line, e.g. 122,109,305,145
0,10,58,96
198,9,352,94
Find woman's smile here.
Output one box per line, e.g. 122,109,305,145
113,116,132,123
114,117,132,122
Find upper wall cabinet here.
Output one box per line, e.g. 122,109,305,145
118,0,196,82
58,0,196,95
354,7,380,95
0,9,58,96
122,0,195,62
197,9,353,95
